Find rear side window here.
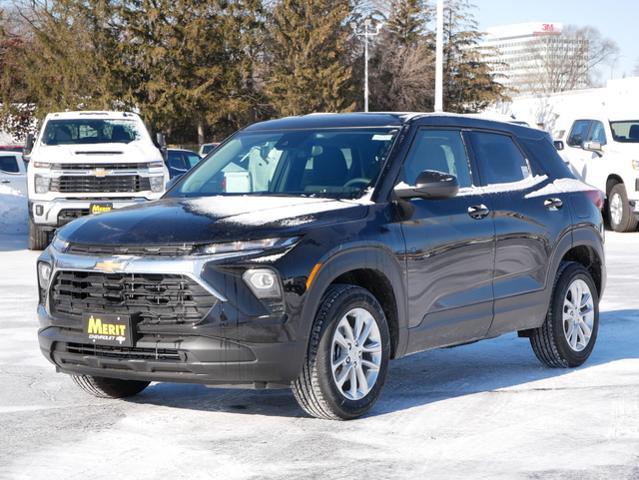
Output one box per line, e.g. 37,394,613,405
168,151,186,170
0,155,19,173
567,120,592,147
402,129,472,188
468,132,530,185
520,136,574,179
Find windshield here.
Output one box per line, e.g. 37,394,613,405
42,119,143,145
610,121,639,143
170,128,398,198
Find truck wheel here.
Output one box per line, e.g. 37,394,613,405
71,375,150,398
28,217,49,250
291,284,390,420
608,183,638,232
530,262,599,368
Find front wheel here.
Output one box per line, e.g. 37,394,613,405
608,183,638,232
71,375,150,398
292,284,390,420
28,217,49,250
530,262,599,368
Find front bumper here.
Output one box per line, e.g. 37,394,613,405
30,198,151,228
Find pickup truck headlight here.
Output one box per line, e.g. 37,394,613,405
194,237,298,256
37,262,52,289
34,175,50,194
632,160,639,171
150,176,164,192
148,161,165,169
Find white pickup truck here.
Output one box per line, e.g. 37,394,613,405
25,111,169,249
557,114,639,232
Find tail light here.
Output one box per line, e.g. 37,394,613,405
584,190,604,210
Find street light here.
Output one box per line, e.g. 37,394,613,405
435,0,444,112
351,18,381,113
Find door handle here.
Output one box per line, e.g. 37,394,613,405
467,204,490,219
544,197,563,210
0,180,10,184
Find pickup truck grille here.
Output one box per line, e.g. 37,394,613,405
50,175,150,193
51,272,216,325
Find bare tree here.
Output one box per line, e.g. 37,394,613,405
522,25,619,94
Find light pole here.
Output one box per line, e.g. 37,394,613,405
435,0,444,112
351,18,381,113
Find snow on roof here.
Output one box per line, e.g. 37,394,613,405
45,111,141,120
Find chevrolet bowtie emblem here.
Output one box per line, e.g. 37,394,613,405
94,168,108,177
94,260,127,273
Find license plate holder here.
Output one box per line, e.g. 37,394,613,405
83,313,134,347
89,203,113,215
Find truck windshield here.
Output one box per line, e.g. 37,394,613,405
170,128,398,199
42,119,143,145
610,121,639,143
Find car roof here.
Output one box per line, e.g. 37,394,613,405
45,111,141,120
243,112,547,139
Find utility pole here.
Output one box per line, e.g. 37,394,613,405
351,19,381,113
435,0,444,112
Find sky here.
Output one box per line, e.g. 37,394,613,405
474,0,638,79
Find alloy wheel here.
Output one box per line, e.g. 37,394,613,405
562,279,595,352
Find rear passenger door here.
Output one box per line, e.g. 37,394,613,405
400,128,495,352
0,153,26,196
465,131,573,336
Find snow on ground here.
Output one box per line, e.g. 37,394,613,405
0,185,27,234
0,230,638,480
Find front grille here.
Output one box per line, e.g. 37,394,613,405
53,162,146,170
58,208,90,226
51,272,216,325
66,243,195,257
66,343,181,361
50,175,150,193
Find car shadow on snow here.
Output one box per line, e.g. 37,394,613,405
127,308,639,419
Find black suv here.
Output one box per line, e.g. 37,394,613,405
37,113,605,420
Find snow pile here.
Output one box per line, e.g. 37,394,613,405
525,177,598,199
0,184,27,234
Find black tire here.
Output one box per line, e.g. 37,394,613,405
608,183,638,232
71,375,150,399
28,217,49,250
530,262,599,368
291,284,391,420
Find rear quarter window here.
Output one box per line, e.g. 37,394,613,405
519,136,575,179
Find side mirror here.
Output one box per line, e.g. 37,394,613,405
25,133,34,155
155,132,166,149
582,141,603,156
394,170,459,200
553,140,564,151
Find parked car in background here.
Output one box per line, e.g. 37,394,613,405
37,113,605,420
198,142,219,157
0,145,25,153
0,151,27,196
166,148,202,179
25,111,169,250
557,113,639,232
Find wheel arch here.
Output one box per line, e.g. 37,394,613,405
606,174,624,195
301,245,408,359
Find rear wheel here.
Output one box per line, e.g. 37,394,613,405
292,284,390,420
608,183,638,232
71,375,150,398
28,217,49,250
530,262,599,368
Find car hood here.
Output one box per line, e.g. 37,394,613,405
59,195,368,245
36,141,163,163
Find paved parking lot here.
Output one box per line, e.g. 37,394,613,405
1,232,638,480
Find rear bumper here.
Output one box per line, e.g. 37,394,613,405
38,322,304,387
30,198,152,228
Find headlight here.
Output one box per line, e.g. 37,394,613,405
35,175,50,194
33,162,50,169
243,268,282,299
148,161,165,168
37,262,52,289
194,237,298,256
150,176,164,192
632,160,639,171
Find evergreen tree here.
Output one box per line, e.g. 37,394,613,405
265,0,356,116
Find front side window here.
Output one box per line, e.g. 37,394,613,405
170,128,398,198
42,119,143,146
610,121,639,143
567,120,592,147
402,129,472,188
167,151,187,171
0,155,19,173
587,121,607,145
468,132,530,185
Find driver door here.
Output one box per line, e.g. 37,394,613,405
399,128,495,353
